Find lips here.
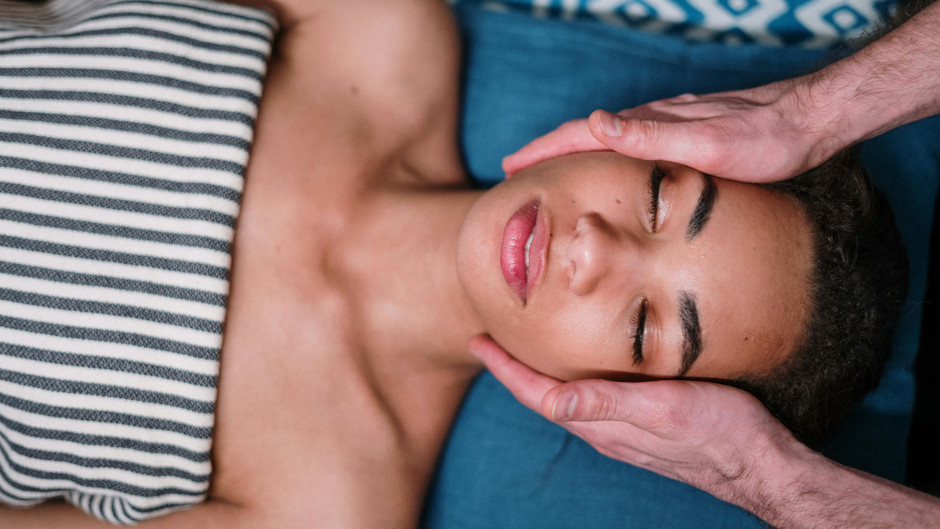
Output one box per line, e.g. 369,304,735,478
500,200,547,304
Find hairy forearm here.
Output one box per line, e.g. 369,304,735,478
730,438,940,529
786,0,940,155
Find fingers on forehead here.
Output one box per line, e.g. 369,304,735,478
502,118,601,174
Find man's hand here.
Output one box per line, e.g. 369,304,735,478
502,80,844,183
471,335,940,529
504,0,940,184
468,335,800,501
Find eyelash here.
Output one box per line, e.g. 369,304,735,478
632,165,664,365
648,164,666,231
631,299,648,365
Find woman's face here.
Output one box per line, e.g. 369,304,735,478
457,152,813,381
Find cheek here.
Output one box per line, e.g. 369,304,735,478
487,302,627,381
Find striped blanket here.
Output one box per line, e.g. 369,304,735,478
0,0,275,523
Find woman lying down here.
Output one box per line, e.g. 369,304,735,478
0,0,907,527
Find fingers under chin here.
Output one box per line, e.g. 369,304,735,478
469,335,563,412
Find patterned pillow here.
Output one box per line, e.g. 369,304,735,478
457,0,896,47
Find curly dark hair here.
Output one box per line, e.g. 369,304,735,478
732,149,909,445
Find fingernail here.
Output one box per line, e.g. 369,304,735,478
597,111,623,137
551,392,578,421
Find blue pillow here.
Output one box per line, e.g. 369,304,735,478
423,3,939,528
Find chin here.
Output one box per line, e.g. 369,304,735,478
455,192,507,313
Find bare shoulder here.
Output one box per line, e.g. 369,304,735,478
237,0,462,186
275,1,459,148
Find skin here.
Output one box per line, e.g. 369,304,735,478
0,0,816,527
458,152,812,382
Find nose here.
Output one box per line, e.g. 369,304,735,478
567,213,640,296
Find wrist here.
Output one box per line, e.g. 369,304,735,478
775,73,857,165
801,56,904,147
725,430,940,529
785,1,940,155
715,425,822,528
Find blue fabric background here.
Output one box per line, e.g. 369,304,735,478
423,2,939,527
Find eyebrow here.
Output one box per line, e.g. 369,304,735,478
686,175,717,241
677,290,703,377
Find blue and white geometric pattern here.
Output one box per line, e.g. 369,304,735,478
464,0,896,48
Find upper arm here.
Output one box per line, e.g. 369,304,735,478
248,0,462,178
283,0,460,127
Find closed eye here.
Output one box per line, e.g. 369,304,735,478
648,164,666,231
631,298,648,365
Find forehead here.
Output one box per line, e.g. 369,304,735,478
681,178,813,379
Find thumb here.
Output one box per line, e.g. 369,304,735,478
588,109,694,165
543,380,650,423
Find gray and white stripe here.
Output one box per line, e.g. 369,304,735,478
0,0,275,523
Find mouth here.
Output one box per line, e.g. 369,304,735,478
500,200,548,304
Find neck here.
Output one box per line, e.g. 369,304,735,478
332,185,486,376
333,184,488,480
